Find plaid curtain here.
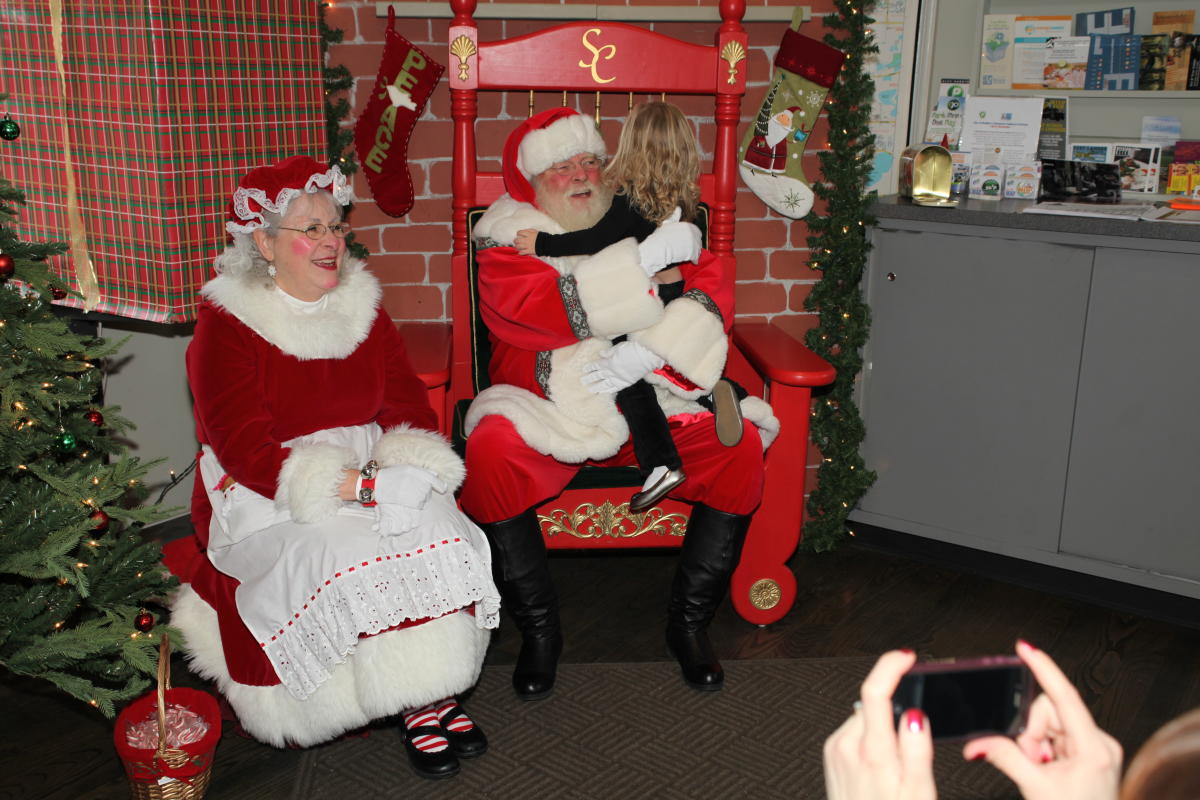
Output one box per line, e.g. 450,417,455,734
5,1,326,322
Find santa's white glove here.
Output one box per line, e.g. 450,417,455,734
581,341,665,395
637,221,701,276
373,464,447,509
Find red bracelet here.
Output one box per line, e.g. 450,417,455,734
357,460,378,506
358,477,376,506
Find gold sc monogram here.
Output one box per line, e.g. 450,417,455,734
578,28,617,84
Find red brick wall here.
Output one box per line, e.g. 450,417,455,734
326,0,838,337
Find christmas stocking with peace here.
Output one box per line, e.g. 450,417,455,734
354,7,444,217
738,28,847,218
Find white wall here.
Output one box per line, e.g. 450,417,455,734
100,321,196,514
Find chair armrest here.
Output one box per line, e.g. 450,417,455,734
731,322,835,388
396,322,452,390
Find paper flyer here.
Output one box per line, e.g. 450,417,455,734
1044,36,1091,88
1012,16,1073,89
961,96,1045,160
1038,97,1069,161
1141,116,1182,146
1111,143,1161,192
924,95,965,146
980,14,1017,89
1070,143,1112,162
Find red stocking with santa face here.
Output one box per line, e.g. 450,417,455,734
738,29,846,218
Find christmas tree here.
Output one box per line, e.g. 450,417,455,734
0,95,177,717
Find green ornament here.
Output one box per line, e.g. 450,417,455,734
58,432,77,452
0,114,19,141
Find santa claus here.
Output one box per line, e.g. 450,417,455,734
460,108,779,701
742,105,804,174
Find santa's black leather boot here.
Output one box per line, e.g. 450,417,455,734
479,510,563,700
665,504,751,691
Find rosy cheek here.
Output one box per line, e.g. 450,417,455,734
289,238,315,257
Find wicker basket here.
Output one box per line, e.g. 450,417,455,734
113,633,220,799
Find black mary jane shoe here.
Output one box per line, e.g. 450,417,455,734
439,706,489,758
666,626,725,692
403,725,461,779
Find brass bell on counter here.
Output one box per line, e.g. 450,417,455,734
899,144,957,207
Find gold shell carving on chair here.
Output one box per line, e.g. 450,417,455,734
720,41,746,85
540,501,688,539
749,578,782,610
450,35,477,82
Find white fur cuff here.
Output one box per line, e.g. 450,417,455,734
275,443,357,523
634,295,727,393
571,239,662,338
371,424,467,492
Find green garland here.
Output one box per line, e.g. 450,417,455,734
801,0,879,552
319,3,369,259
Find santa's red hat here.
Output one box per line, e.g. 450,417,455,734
226,155,353,235
502,108,607,204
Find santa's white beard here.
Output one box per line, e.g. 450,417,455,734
765,118,790,148
536,180,614,232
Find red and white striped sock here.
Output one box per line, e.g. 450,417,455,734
436,698,475,733
402,704,448,753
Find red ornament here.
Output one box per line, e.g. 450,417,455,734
85,410,104,427
51,286,67,300
134,612,155,632
90,508,110,532
0,253,14,280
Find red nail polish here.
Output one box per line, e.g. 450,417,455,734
899,648,914,655
1040,753,1053,763
903,709,925,733
971,752,987,762
1017,638,1038,651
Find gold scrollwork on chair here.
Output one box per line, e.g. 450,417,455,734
578,28,617,84
540,500,688,539
450,35,477,82
749,578,782,610
720,41,746,85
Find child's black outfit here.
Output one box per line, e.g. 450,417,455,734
534,194,682,479
532,195,739,489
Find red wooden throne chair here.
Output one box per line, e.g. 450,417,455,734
439,0,834,632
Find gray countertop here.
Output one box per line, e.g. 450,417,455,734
870,195,1200,245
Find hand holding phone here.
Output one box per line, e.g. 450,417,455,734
891,655,1034,742
962,641,1123,800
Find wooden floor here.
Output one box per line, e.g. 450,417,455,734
4,529,1199,799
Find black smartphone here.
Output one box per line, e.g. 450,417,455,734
891,656,1034,742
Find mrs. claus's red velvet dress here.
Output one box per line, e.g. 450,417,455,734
163,260,497,748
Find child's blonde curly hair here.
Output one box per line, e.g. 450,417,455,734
603,101,701,224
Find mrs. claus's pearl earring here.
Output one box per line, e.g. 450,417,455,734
267,264,277,278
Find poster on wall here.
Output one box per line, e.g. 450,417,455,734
864,0,920,195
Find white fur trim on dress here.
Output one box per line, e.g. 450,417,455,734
168,585,489,748
465,338,630,463
371,424,466,493
571,239,663,339
200,258,379,360
633,295,728,398
517,113,607,179
275,442,357,523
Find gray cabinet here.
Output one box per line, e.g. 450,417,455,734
1060,248,1200,584
851,200,1200,598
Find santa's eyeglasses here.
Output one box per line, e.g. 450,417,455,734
547,156,604,176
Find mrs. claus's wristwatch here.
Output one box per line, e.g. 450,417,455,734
357,460,379,507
